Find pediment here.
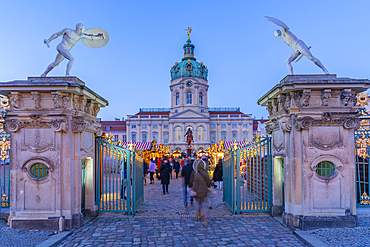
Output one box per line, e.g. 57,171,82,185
171,109,208,119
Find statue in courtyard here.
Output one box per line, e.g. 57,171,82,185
184,128,193,146
41,23,108,77
265,16,329,75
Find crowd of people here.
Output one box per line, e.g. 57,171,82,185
142,155,223,226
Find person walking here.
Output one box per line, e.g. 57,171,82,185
159,158,172,194
173,158,180,179
143,160,148,186
214,159,223,190
148,158,156,184
189,160,211,226
181,158,194,208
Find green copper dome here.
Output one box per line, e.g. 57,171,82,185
170,39,208,81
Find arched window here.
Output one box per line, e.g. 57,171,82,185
175,92,179,105
221,132,227,141
186,91,192,104
197,126,205,141
199,92,203,105
174,127,182,142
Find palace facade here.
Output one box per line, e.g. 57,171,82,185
101,37,264,152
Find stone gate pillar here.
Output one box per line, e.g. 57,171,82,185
0,77,108,231
258,74,370,230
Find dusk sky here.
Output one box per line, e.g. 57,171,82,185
1,1,370,120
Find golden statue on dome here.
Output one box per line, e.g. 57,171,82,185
185,27,192,40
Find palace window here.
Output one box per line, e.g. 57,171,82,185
243,124,248,128
131,124,136,129
210,132,216,144
197,126,205,141
114,135,119,142
153,124,158,129
131,133,136,143
164,124,169,129
152,132,158,142
210,124,216,129
175,92,179,105
174,127,182,142
142,124,147,129
221,132,227,141
243,131,248,142
221,124,226,129
232,132,237,141
142,133,147,142
186,91,192,104
122,135,127,142
199,92,203,105
163,132,169,144
316,161,335,177
232,124,237,128
30,163,49,179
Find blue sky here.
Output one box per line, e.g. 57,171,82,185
1,1,370,120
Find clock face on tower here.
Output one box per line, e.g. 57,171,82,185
186,80,193,87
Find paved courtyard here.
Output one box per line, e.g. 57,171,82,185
57,172,309,246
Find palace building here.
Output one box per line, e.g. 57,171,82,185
101,37,259,152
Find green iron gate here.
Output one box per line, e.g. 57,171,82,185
95,138,144,214
223,137,272,214
355,98,370,206
81,159,86,215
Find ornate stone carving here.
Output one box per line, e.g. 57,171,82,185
293,91,302,107
285,94,291,108
62,95,70,109
4,116,68,133
72,117,86,133
10,92,21,109
51,92,62,109
265,122,273,134
95,126,103,136
309,126,342,150
301,92,310,107
86,101,93,115
31,92,41,109
294,112,360,131
321,91,331,106
272,98,279,113
79,96,87,112
278,95,286,112
93,104,100,117
280,119,292,132
266,102,273,116
72,94,79,110
341,91,356,106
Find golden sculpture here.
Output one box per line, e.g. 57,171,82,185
1,193,9,207
360,192,370,205
185,27,192,40
357,92,370,108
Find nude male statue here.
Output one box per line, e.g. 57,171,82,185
41,23,104,77
266,16,329,75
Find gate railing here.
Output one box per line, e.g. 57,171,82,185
223,136,272,214
95,138,143,214
81,159,86,215
0,133,10,208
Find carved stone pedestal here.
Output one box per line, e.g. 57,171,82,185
0,77,108,231
258,74,370,230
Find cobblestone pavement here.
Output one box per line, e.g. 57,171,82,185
0,217,55,247
58,173,309,246
309,217,370,247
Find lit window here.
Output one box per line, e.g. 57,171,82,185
199,92,203,105
174,127,182,141
197,126,205,141
122,135,127,142
131,124,136,129
114,135,119,142
316,161,335,177
131,133,136,142
232,132,237,141
243,131,248,142
30,163,48,179
186,91,192,104
221,124,226,128
175,92,179,105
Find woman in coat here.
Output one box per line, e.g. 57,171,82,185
173,158,181,179
189,160,211,225
214,159,223,190
159,158,172,194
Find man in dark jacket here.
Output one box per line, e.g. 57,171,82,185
181,158,194,208
159,158,172,195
